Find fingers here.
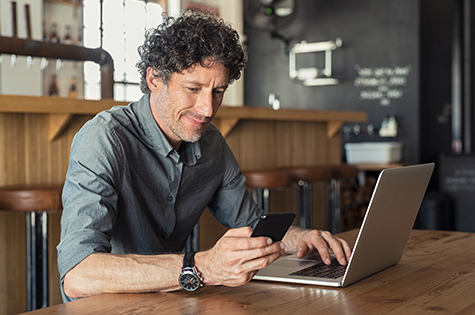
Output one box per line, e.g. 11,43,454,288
216,243,283,286
296,233,313,258
223,226,253,237
221,227,274,251
236,242,284,272
220,237,284,266
197,227,285,287
321,231,351,265
296,230,352,266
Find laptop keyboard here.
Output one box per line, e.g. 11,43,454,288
289,258,347,279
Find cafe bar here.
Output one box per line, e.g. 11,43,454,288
1,1,475,314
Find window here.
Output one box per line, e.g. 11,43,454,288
83,0,163,101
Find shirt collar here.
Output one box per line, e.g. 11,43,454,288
134,94,202,166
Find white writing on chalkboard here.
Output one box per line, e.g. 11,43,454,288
353,65,412,106
444,167,475,192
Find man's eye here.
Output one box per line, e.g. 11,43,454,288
214,90,225,95
188,87,199,92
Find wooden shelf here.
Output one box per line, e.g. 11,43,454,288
0,95,124,115
44,0,82,7
0,94,367,141
0,95,122,141
214,106,367,138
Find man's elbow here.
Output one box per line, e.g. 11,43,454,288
63,271,90,299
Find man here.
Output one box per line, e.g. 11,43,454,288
57,10,351,302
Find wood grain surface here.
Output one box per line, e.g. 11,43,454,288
20,229,475,315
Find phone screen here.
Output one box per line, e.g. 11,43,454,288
251,212,296,242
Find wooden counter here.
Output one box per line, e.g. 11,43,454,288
20,229,475,315
0,95,366,314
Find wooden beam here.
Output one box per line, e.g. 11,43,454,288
327,121,343,139
214,118,239,137
49,114,73,141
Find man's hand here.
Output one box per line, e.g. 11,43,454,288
195,227,285,287
284,227,352,266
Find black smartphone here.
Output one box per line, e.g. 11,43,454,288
251,212,296,242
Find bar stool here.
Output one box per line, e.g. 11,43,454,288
327,165,359,234
283,165,359,233
282,166,333,229
0,184,63,311
242,170,291,213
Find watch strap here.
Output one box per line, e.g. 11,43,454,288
183,251,196,269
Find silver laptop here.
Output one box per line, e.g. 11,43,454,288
253,163,435,287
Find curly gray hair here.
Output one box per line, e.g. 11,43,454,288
136,10,247,94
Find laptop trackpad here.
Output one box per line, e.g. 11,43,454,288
272,253,324,268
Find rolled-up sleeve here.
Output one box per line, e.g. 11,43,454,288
57,121,122,283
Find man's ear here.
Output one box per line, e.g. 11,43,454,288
146,67,163,92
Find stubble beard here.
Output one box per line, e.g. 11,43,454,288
155,87,210,144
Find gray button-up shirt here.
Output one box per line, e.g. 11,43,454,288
57,94,263,301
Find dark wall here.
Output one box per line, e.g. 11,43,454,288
419,0,454,189
244,0,421,163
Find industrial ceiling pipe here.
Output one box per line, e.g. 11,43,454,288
0,36,114,99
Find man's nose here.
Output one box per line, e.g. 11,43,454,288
195,91,214,118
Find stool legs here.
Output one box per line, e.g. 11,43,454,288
26,211,49,311
327,179,341,234
297,179,341,233
251,188,270,213
298,181,312,229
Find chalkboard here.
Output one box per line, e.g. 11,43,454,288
244,0,420,163
440,154,475,232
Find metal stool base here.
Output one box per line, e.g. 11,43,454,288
298,180,341,233
26,211,49,311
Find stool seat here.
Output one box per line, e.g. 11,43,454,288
0,184,63,311
0,185,63,212
243,170,290,189
243,170,290,213
283,166,333,182
330,164,359,179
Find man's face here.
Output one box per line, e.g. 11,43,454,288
149,61,230,150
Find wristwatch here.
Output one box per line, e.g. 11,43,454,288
179,252,203,291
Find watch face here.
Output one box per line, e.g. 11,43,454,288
179,272,200,291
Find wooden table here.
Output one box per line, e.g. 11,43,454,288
21,229,475,314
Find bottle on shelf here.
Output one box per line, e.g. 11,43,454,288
69,76,78,98
63,25,72,45
76,26,83,45
48,74,59,97
42,21,49,42
49,23,60,44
